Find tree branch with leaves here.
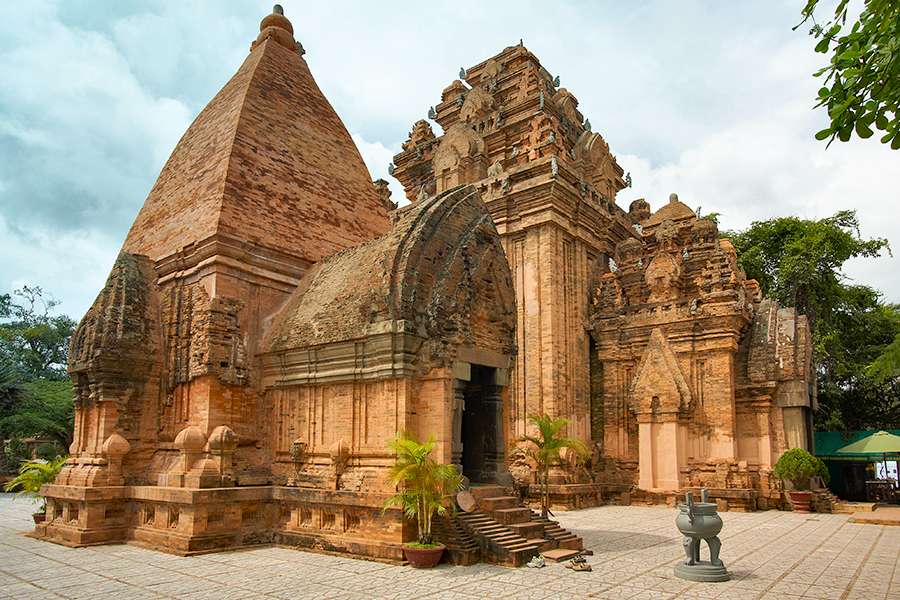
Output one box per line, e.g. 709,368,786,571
797,0,900,148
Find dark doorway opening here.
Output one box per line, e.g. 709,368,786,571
460,365,503,484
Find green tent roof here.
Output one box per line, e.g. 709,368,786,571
837,430,900,456
815,429,900,460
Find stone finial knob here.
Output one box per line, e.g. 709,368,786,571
669,193,679,203
208,425,237,454
102,432,131,458
174,426,207,451
253,5,297,53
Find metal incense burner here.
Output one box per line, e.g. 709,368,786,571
673,488,729,582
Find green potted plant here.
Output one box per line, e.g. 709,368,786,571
772,448,829,512
517,414,588,518
383,433,461,568
4,455,66,523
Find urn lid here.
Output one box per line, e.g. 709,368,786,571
678,501,719,515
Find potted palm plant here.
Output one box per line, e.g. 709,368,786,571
4,455,66,523
772,448,829,513
383,433,462,568
518,414,588,518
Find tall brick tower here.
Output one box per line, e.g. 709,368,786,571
114,4,390,456
391,44,633,448
41,6,390,549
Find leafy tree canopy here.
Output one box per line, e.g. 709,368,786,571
0,286,76,381
0,380,75,448
798,0,900,148
0,286,76,473
725,210,888,343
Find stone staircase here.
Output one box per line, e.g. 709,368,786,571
432,514,480,565
453,485,584,566
528,510,583,550
811,489,837,513
456,510,541,567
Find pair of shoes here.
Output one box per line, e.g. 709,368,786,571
565,555,590,571
526,555,546,568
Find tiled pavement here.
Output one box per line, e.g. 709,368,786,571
1,494,898,599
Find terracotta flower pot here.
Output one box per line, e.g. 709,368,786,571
403,543,445,568
789,491,813,513
32,512,46,524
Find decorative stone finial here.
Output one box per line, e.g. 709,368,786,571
253,5,299,53
669,193,679,203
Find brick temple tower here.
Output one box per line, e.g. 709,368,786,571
391,43,634,450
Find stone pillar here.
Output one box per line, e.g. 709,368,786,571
706,351,737,460
756,410,773,469
451,381,466,471
654,417,682,490
638,417,655,490
482,385,505,480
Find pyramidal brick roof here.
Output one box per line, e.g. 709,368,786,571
122,6,389,263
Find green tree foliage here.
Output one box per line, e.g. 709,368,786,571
0,359,22,416
517,414,588,518
0,286,76,473
0,380,74,449
726,211,888,329
0,286,76,381
797,0,900,148
383,433,462,546
726,210,899,431
867,332,900,380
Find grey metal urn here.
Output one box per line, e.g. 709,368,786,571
673,489,729,582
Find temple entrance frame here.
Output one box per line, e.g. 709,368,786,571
451,358,508,484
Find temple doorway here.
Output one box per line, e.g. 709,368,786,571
459,365,504,483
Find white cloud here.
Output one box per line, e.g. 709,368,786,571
351,133,406,206
0,214,115,319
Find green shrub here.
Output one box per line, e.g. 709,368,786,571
34,442,61,461
383,433,462,546
773,447,830,490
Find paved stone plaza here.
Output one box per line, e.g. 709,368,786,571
1,495,897,599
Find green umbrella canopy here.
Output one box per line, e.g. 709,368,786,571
836,431,900,456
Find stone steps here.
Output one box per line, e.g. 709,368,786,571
456,511,540,567
469,485,508,502
480,496,520,511
529,510,584,551
493,507,533,525
508,521,545,539
432,514,480,566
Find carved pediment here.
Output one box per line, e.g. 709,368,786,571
459,86,495,123
644,251,682,303
630,328,692,415
553,88,581,124
402,120,435,150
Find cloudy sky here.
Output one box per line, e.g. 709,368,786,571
1,0,898,319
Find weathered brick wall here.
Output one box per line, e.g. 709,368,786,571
590,198,814,493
